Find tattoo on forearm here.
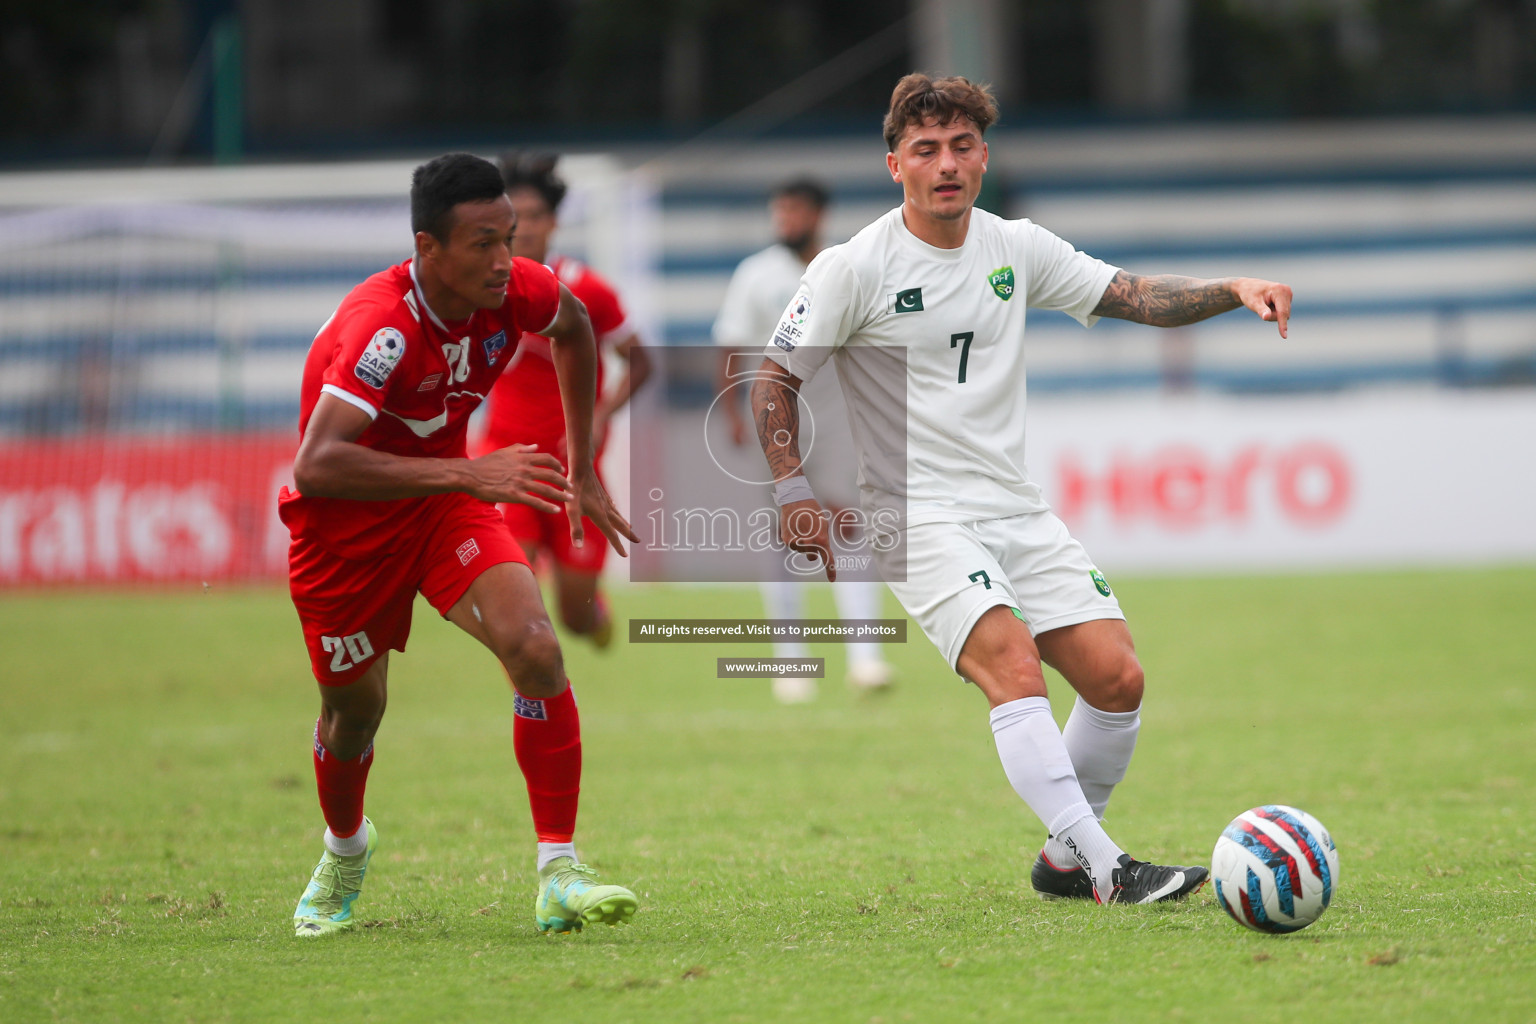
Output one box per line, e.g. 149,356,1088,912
1092,271,1242,327
751,368,805,483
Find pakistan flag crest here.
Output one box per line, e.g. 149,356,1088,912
988,265,1015,301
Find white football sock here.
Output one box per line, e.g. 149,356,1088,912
537,841,577,871
1053,815,1126,902
1044,697,1141,868
1062,696,1140,817
760,581,809,658
831,580,885,664
324,825,369,858
990,697,1125,899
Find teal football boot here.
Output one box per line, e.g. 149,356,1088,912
293,817,378,937
535,856,638,933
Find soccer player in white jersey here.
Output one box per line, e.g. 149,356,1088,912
714,179,895,704
752,74,1293,905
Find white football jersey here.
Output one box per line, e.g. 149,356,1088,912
713,243,807,349
717,242,863,505
763,205,1119,528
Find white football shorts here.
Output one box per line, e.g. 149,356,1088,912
881,511,1124,672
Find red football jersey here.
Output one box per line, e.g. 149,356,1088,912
279,256,561,558
483,256,631,453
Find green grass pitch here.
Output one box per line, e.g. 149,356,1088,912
2,568,1533,1022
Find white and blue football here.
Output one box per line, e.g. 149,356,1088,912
1212,804,1339,933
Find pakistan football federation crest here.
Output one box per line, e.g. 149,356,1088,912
1090,569,1112,597
988,265,1015,301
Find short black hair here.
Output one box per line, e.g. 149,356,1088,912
499,152,568,214
773,177,829,210
411,153,507,241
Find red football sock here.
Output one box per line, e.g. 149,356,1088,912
512,684,581,843
313,721,374,839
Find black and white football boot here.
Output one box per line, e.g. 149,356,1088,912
1106,854,1209,904
1030,850,1097,901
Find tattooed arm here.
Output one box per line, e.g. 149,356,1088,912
750,357,837,581
751,358,807,482
1092,271,1293,338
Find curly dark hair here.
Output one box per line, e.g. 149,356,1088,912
882,73,999,151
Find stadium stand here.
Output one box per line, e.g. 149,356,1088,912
0,156,642,435
1,118,1533,436
650,115,1536,394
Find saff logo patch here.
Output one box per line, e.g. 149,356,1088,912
355,327,406,389
482,330,508,364
786,290,811,327
773,287,810,351
456,538,480,566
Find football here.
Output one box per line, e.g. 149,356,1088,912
1212,805,1339,933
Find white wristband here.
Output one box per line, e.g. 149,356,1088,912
772,475,818,507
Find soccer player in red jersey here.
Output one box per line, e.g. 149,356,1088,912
279,153,641,937
481,154,651,648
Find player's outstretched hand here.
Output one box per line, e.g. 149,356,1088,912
780,498,837,582
1233,278,1293,339
569,463,640,557
469,444,573,513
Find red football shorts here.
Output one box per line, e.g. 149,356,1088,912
288,492,530,686
501,501,609,575
481,430,610,575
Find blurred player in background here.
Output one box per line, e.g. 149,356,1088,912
483,154,651,649
754,75,1293,904
279,153,641,937
713,178,895,703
